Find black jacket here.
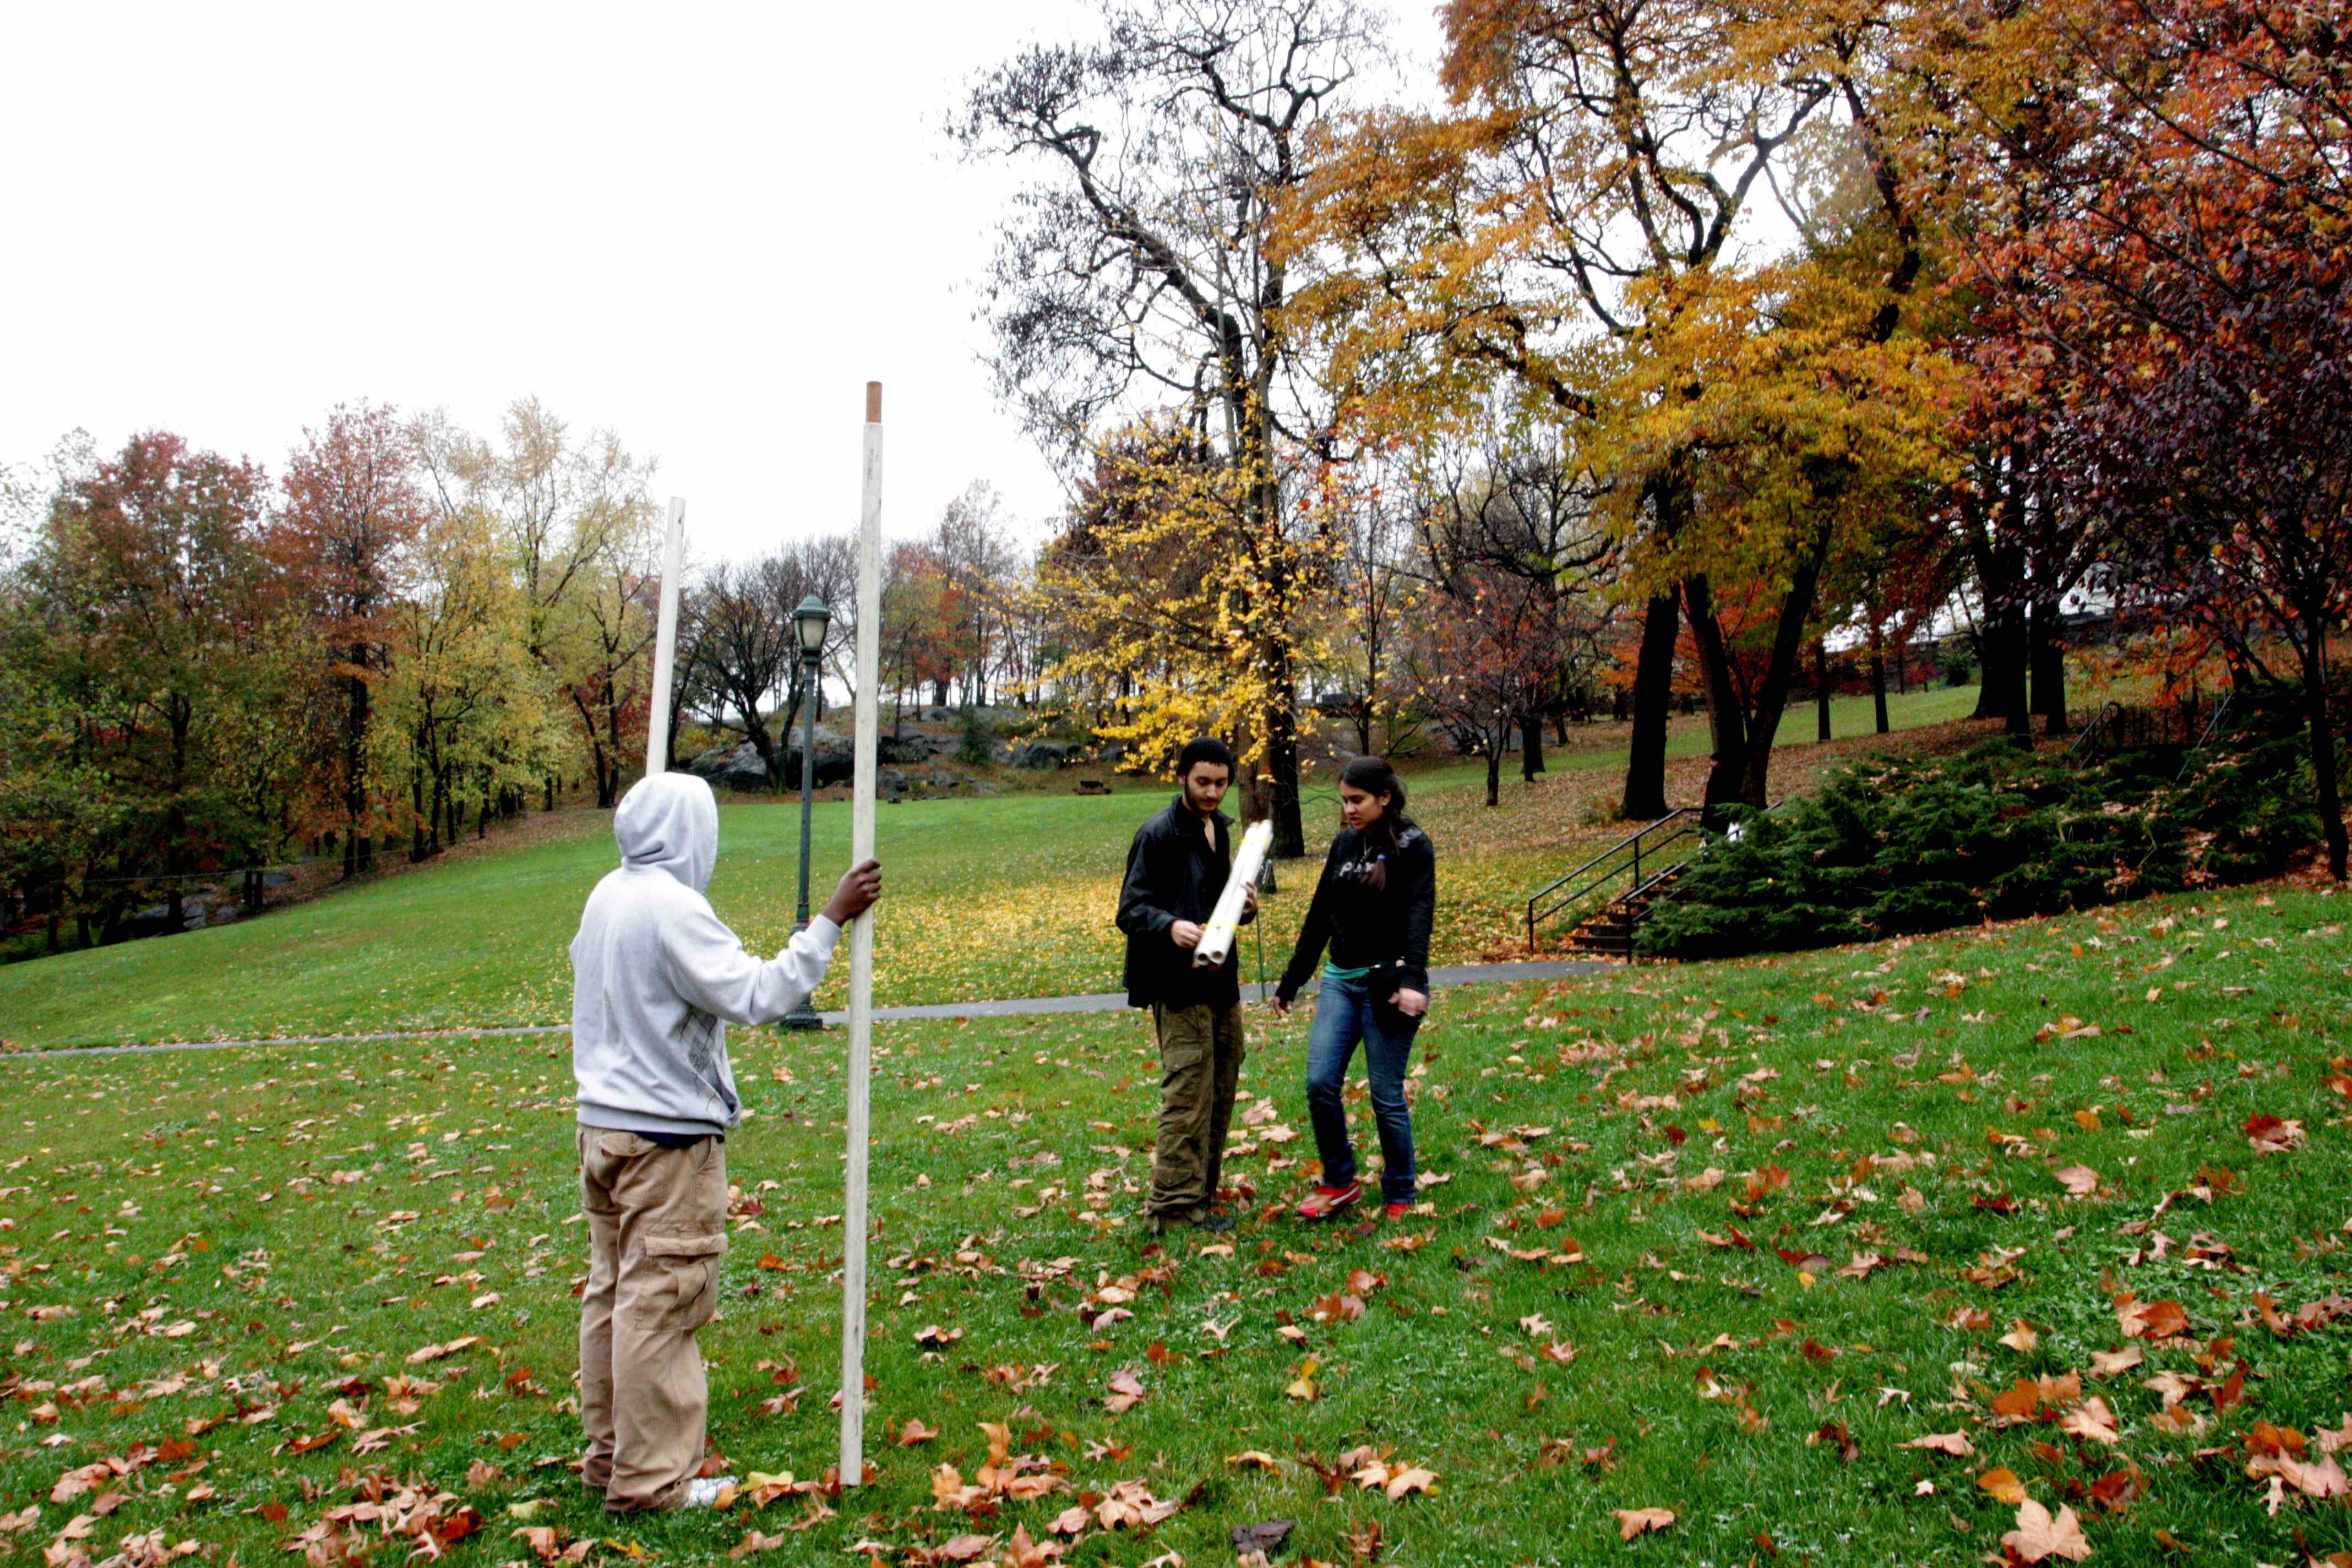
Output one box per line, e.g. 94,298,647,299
1276,823,1436,1004
1117,796,1251,1009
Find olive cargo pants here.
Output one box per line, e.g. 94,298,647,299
577,1126,728,1512
1148,1001,1245,1218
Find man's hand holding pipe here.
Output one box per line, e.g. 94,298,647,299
823,859,884,926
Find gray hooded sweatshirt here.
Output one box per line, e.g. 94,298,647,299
570,772,840,1138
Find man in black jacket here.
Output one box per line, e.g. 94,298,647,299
1115,738,1256,1234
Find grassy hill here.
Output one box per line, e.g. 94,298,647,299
0,876,2342,1565
0,687,1986,1050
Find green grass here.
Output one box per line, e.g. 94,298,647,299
1746,680,1985,755
0,686,1983,1051
2,877,2346,1565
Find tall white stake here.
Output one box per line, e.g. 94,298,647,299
643,497,688,778
839,383,883,1485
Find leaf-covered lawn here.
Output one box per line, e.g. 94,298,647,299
3,876,2347,1566
0,688,1989,1052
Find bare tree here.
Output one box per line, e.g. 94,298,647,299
687,558,797,788
953,0,1383,857
1417,427,1618,780
933,482,1021,707
1317,456,1419,754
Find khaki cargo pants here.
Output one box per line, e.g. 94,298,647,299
1148,1002,1245,1218
578,1126,728,1512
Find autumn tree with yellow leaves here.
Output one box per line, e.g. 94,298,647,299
1278,0,1956,814
1032,419,1330,809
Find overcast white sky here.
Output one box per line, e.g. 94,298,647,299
0,1,1443,567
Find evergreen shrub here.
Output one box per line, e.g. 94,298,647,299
1639,718,2318,960
955,710,995,767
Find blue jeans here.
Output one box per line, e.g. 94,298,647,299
1303,974,1419,1204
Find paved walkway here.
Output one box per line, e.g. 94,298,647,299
10,959,1616,1061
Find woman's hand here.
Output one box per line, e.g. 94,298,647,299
1393,988,1429,1019
1270,993,1292,1016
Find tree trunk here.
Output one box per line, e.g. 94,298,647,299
1262,645,1307,859
1519,710,1545,780
776,680,805,766
1681,576,1750,820
1870,626,1891,734
1687,531,1828,815
572,690,619,809
603,680,627,801
1620,591,1679,820
411,765,431,863
739,700,781,791
342,652,375,880
1485,738,1501,807
1736,547,1826,807
1815,639,1832,743
2305,641,2348,880
1973,601,2029,734
1969,481,2030,733
2030,598,2069,736
167,704,189,926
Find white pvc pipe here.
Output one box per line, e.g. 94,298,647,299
1193,820,1272,970
643,496,688,778
839,383,883,1485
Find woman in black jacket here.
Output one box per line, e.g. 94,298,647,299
1272,756,1436,1222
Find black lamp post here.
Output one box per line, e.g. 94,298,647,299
785,594,830,1031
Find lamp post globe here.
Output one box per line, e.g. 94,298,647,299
793,595,830,655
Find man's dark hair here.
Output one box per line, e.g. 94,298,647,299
1175,737,1234,778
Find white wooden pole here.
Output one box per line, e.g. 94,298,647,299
839,383,883,1485
643,496,688,778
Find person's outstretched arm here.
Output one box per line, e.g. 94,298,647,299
1273,842,1342,1010
660,861,881,1026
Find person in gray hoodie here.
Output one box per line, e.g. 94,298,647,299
570,771,880,1512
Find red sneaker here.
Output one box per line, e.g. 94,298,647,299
1383,1202,1411,1222
1297,1182,1361,1221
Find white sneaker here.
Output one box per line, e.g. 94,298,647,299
682,1476,737,1509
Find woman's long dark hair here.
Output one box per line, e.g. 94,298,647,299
1340,755,1414,888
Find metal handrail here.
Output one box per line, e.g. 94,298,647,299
1525,808,1697,951
1624,859,1692,907
2174,690,2239,781
1627,794,1788,919
1526,808,1693,905
1526,798,1794,955
2191,691,2237,750
2068,694,2239,773
2067,701,2125,761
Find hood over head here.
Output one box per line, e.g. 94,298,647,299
613,772,719,892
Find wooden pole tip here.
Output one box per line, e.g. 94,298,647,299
865,382,883,423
